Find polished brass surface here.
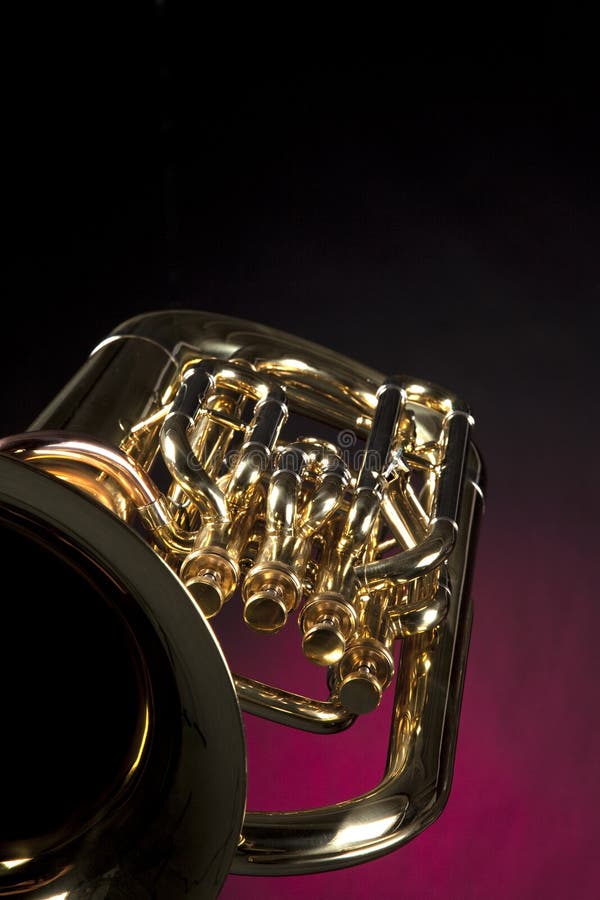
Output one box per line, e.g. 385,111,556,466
0,310,483,892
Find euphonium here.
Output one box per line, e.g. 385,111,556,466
0,311,484,898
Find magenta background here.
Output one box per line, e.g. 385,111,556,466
217,466,599,899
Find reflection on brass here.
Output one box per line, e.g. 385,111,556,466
242,440,349,631
0,310,483,890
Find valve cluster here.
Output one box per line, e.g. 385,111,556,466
158,359,460,714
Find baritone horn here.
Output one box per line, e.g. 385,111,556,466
0,311,484,898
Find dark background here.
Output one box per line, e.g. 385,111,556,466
3,8,599,899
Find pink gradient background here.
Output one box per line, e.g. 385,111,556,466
217,477,599,899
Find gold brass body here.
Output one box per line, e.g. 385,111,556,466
0,310,484,890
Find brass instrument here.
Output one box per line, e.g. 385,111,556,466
0,311,484,898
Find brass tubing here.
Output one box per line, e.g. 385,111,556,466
233,443,483,875
178,386,288,617
357,517,456,585
357,382,407,491
309,381,404,684
1,433,160,509
35,461,131,520
228,340,380,428
160,364,230,523
226,387,288,512
299,513,357,666
274,439,349,537
296,448,349,538
310,513,347,597
389,566,451,637
340,381,406,557
380,481,428,550
336,587,396,714
33,311,468,476
177,377,287,614
180,492,263,617
160,360,287,526
242,442,349,633
208,361,277,402
108,314,465,433
161,415,229,522
234,675,355,735
436,412,471,523
357,411,471,585
242,448,304,631
195,388,245,478
262,464,302,565
167,385,245,527
0,432,196,555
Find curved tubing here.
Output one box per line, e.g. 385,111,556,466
160,358,288,523
391,567,451,637
234,675,355,735
357,412,471,584
0,432,161,508
11,311,483,875
0,432,196,555
233,444,483,874
161,416,230,523
103,311,469,422
159,363,230,522
277,440,349,538
357,517,457,584
226,387,288,511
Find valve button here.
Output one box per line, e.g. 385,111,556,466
339,670,383,714
244,589,288,633
186,576,224,618
302,623,345,666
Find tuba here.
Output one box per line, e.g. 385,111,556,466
0,311,484,898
